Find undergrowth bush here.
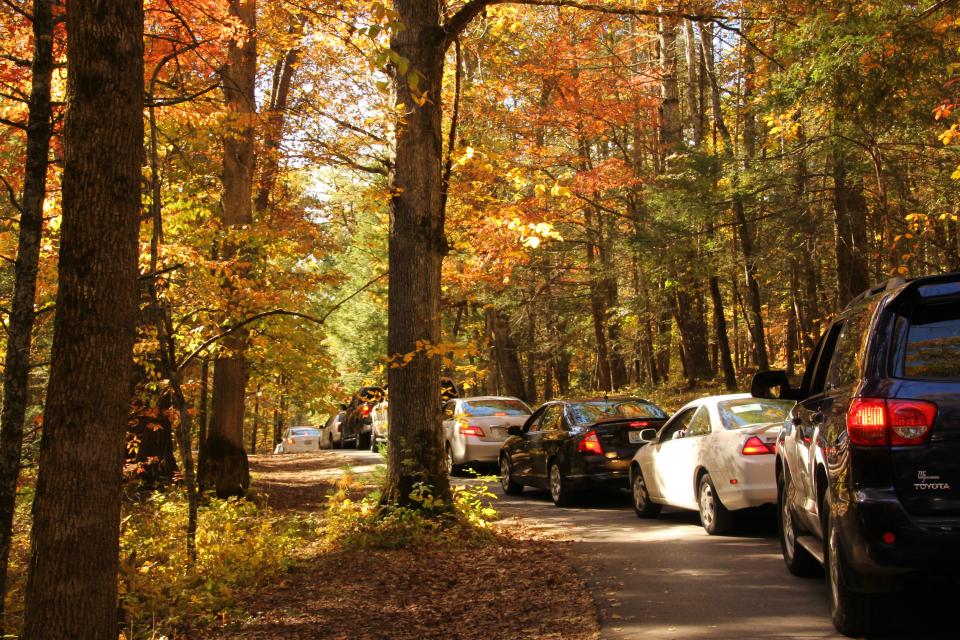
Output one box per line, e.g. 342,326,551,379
118,492,318,638
323,469,500,550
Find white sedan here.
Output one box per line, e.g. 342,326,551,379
629,393,795,535
273,426,322,453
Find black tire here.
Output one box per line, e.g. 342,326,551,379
548,461,575,507
500,455,523,495
358,431,371,450
778,470,820,577
824,499,893,637
698,472,733,535
631,466,662,517
370,433,379,452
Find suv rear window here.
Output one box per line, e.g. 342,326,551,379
902,302,960,379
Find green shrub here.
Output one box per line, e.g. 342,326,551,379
118,492,318,638
322,470,499,550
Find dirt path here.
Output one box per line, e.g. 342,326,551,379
201,450,600,640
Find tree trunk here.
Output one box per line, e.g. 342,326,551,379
250,383,261,454
0,0,55,629
683,18,703,146
485,308,527,401
833,145,870,308
203,0,256,497
708,276,737,390
672,286,712,385
197,356,209,477
383,0,450,507
585,208,612,391
22,1,143,636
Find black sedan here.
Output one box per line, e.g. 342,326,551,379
499,398,668,506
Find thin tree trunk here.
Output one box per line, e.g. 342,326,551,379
23,1,144,636
485,308,527,401
250,383,261,454
708,276,737,389
0,0,55,627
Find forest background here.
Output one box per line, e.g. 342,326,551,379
0,0,959,637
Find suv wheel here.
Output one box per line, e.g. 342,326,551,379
500,455,523,495
358,431,371,450
825,500,891,637
698,473,732,535
631,466,662,518
548,461,575,507
778,470,820,577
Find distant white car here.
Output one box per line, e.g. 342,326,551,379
273,426,322,454
320,412,344,449
629,393,795,535
442,396,532,475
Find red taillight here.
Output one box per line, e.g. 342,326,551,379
459,424,485,437
889,400,937,445
360,405,371,416
577,430,604,455
629,421,649,427
848,398,936,446
286,437,295,445
741,436,775,455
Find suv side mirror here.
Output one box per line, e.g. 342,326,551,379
751,370,801,400
639,428,657,443
507,425,523,437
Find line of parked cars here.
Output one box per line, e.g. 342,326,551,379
297,273,959,638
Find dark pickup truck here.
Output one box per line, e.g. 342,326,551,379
753,273,960,637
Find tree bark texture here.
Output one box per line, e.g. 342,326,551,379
22,1,144,637
0,0,55,629
833,146,870,308
485,308,527,401
383,0,450,507
203,0,256,497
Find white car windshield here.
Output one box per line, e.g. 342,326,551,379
717,399,794,430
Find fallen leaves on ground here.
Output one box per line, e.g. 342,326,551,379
193,451,599,640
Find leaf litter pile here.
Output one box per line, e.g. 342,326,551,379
199,452,599,640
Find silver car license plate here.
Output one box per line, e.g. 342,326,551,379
303,440,312,445
628,431,642,444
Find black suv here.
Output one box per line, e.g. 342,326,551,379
753,273,960,637
340,385,385,449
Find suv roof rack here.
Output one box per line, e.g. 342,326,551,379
845,276,910,309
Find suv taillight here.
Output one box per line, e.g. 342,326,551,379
360,405,371,416
848,398,937,446
577,430,604,455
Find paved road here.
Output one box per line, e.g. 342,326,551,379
335,450,955,639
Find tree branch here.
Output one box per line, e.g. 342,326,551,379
175,270,388,371
444,0,722,45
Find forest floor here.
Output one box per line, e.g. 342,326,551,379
198,450,600,640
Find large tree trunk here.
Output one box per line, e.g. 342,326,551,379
202,0,256,497
383,0,450,507
0,0,55,629
22,1,143,636
485,308,527,401
672,286,712,386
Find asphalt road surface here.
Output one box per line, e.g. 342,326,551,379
337,450,956,639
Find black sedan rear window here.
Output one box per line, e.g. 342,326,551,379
902,302,960,379
568,401,667,425
461,399,531,417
